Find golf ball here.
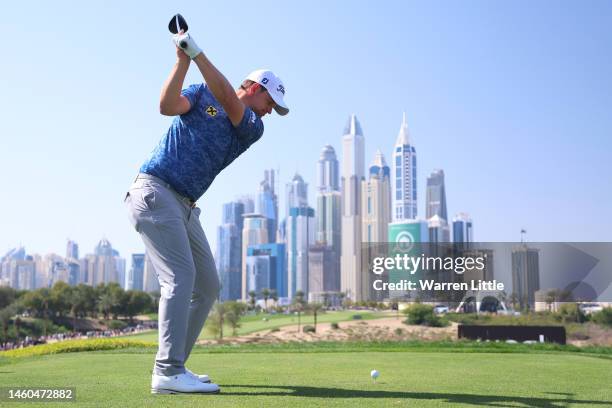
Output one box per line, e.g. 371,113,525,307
370,369,380,379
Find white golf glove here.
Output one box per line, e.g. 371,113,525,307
173,33,202,59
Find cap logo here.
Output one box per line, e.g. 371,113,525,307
261,78,269,84
276,84,285,95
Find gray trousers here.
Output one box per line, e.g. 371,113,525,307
124,173,219,376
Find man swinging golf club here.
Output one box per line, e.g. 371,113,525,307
124,14,289,394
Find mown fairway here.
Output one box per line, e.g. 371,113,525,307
1,343,610,407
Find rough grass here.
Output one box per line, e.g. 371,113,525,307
0,338,156,359
3,338,611,361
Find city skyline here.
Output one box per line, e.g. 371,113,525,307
2,2,611,268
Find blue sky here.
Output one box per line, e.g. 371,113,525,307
1,1,611,264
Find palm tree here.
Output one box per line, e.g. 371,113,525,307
98,293,113,320
261,288,270,312
248,291,257,311
293,291,306,333
338,292,346,310
309,303,324,333
41,289,50,336
509,292,519,311
270,289,278,311
322,292,330,309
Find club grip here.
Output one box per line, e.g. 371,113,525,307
179,41,188,49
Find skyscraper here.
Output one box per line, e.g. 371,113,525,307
237,195,255,214
127,253,145,291
142,252,160,293
217,223,242,301
392,113,417,221
341,114,365,301
223,201,246,228
362,150,391,243
287,206,315,298
308,244,340,301
317,145,340,193
86,238,124,286
286,173,308,217
256,170,279,243
512,245,540,310
428,214,450,243
426,169,447,221
66,240,79,260
246,243,287,298
241,213,268,299
217,201,245,301
452,212,474,244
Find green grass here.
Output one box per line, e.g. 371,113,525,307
0,342,610,407
122,310,393,342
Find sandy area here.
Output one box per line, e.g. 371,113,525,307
197,317,458,345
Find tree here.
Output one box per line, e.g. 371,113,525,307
0,286,18,309
309,303,324,333
270,289,278,304
557,303,586,324
338,292,348,309
75,284,96,318
322,292,330,308
14,316,22,338
248,291,257,311
125,291,152,323
261,288,270,312
107,283,126,320
98,293,113,320
545,289,560,312
207,302,227,340
293,291,306,333
66,286,81,332
149,291,161,312
225,301,247,335
20,290,45,318
50,282,72,318
0,303,23,342
509,292,519,311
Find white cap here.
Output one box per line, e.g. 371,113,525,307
245,69,289,116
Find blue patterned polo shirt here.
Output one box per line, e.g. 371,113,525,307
140,83,264,201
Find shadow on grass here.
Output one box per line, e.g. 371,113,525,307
221,385,609,408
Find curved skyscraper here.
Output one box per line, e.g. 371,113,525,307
317,145,340,193
392,113,417,221
257,169,279,243
315,145,342,297
286,173,309,217
341,114,365,301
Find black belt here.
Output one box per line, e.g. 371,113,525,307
135,173,197,208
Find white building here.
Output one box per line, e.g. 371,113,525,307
341,114,365,301
392,113,417,221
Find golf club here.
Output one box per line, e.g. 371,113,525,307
168,13,189,49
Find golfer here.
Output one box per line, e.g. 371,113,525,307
124,29,289,394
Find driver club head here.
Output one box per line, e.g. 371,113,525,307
168,13,188,34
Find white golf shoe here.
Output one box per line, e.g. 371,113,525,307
185,367,211,383
151,373,220,394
